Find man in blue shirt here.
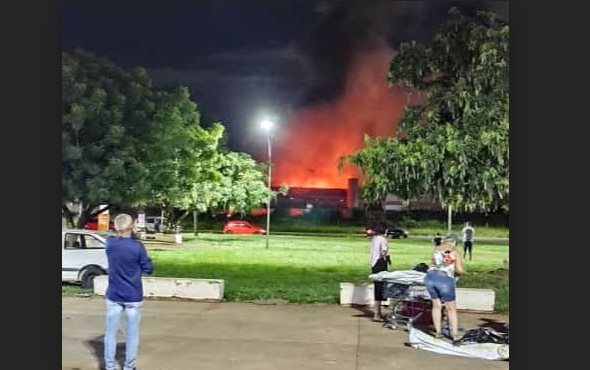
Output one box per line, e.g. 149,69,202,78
104,213,153,370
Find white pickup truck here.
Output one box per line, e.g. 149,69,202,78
61,229,109,289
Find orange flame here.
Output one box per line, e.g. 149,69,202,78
273,39,418,189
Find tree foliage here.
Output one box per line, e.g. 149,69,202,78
62,50,157,226
143,88,224,211
346,9,509,212
191,151,275,216
62,50,275,228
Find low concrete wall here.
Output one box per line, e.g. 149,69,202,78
340,283,495,312
94,276,224,301
142,233,182,244
454,288,496,312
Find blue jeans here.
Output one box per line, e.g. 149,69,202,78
424,270,456,302
104,299,143,370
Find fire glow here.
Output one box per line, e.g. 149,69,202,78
273,39,419,189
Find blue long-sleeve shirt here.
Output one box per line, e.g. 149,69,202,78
105,236,153,302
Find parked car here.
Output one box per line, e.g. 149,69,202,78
144,216,167,233
364,225,408,239
83,219,115,231
223,220,266,235
62,229,109,289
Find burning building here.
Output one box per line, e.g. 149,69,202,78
275,177,361,214
268,40,420,217
270,176,373,220
259,4,429,217
272,38,417,190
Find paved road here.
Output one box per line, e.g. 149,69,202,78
63,297,509,370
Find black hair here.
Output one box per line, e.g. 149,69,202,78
373,222,387,235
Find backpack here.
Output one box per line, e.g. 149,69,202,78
412,263,429,273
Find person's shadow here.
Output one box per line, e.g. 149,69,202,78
350,303,378,319
85,336,126,370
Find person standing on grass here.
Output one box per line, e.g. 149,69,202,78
433,232,442,248
104,214,153,370
369,222,390,322
461,222,475,261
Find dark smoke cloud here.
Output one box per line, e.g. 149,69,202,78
296,1,508,107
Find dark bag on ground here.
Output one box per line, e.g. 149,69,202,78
412,263,429,273
459,327,509,345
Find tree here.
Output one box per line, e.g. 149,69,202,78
345,9,508,214
63,50,279,231
143,87,224,225
191,151,275,216
62,50,222,228
62,50,156,227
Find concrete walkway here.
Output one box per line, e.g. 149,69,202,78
62,297,509,370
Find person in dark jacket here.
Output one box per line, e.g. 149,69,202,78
103,213,153,370
433,233,442,247
461,222,475,261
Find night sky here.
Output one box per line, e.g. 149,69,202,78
62,1,508,157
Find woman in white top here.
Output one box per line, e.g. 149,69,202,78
424,235,464,343
369,223,390,321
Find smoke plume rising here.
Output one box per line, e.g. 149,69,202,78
271,1,507,189
273,38,417,188
273,2,414,188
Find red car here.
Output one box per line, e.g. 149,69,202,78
83,219,115,231
223,220,266,235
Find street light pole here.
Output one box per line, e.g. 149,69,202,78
447,205,452,233
265,131,272,249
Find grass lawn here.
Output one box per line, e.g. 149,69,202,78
404,224,508,238
276,221,508,238
192,220,509,238
63,233,508,312
62,216,509,238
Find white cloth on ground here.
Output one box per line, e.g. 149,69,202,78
408,327,509,360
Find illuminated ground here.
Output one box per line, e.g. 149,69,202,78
62,297,509,370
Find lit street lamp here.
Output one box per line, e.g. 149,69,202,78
261,119,273,249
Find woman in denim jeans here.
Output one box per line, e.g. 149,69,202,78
424,235,464,344
104,214,153,370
